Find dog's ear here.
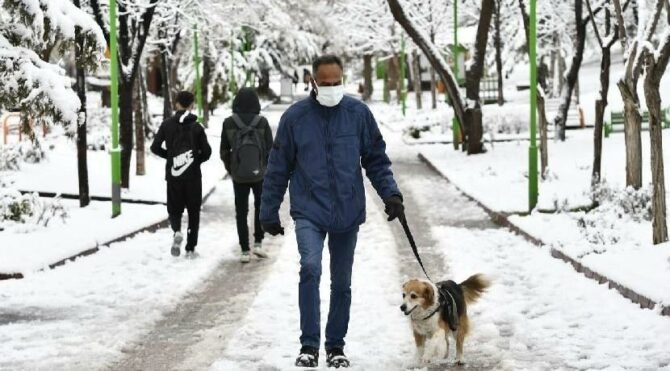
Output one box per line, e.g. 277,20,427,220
423,283,435,306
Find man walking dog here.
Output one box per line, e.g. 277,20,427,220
260,55,404,368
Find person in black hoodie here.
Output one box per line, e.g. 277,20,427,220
151,91,212,258
220,88,273,263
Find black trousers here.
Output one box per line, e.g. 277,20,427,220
233,180,264,252
167,178,202,251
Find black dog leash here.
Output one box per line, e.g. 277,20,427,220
398,214,432,282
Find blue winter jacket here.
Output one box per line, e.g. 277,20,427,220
260,95,402,233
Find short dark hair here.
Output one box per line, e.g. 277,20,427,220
312,54,343,75
176,91,195,108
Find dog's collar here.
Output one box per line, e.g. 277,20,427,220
420,304,442,321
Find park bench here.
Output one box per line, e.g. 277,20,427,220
604,109,670,138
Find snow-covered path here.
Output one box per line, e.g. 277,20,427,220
0,179,240,370
211,185,414,371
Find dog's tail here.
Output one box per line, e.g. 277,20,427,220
460,274,490,304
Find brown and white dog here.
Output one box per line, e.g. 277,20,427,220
400,274,489,364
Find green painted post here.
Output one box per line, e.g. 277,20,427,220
400,33,407,116
193,24,204,124
109,0,121,217
529,0,539,210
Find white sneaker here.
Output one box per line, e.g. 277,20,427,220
171,232,183,257
184,251,199,259
253,242,268,258
240,252,251,263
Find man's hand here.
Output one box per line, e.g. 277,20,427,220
384,195,404,222
262,222,285,236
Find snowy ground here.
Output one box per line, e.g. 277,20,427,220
0,181,239,370
0,199,164,274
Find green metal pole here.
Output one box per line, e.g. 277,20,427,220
400,33,407,116
193,24,204,125
529,0,539,210
109,0,121,217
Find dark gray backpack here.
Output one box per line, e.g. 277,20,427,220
230,114,266,183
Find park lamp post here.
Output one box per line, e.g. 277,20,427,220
529,0,539,211
109,0,121,217
193,23,204,125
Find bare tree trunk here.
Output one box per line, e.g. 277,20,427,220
363,54,374,101
134,70,146,176
643,32,670,244
494,0,505,105
202,54,211,127
593,48,611,185
387,0,466,130
645,71,668,244
538,92,549,177
383,59,391,103
394,54,402,104
412,49,422,109
430,67,437,109
119,79,134,188
619,79,643,189
554,0,587,141
429,31,437,109
74,0,89,207
464,0,495,154
159,23,172,121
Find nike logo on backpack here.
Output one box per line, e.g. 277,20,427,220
171,150,194,177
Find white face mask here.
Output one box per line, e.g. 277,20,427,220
315,85,344,107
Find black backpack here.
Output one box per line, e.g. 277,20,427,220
169,115,197,179
230,114,267,183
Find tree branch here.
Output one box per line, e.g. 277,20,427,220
586,0,604,47
89,0,110,45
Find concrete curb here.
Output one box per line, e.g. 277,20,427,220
418,153,670,317
0,179,222,281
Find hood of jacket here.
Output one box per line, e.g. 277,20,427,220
233,88,261,114
176,111,198,125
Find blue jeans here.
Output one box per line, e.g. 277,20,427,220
295,218,358,350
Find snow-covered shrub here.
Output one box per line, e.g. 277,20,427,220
483,105,527,135
576,182,652,245
0,189,67,227
0,146,21,171
591,182,652,222
0,141,46,170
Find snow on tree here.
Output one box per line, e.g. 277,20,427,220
89,0,159,189
0,0,105,132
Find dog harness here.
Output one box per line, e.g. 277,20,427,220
422,280,465,331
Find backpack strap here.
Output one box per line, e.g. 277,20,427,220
232,114,263,129
249,115,263,128
231,114,246,130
